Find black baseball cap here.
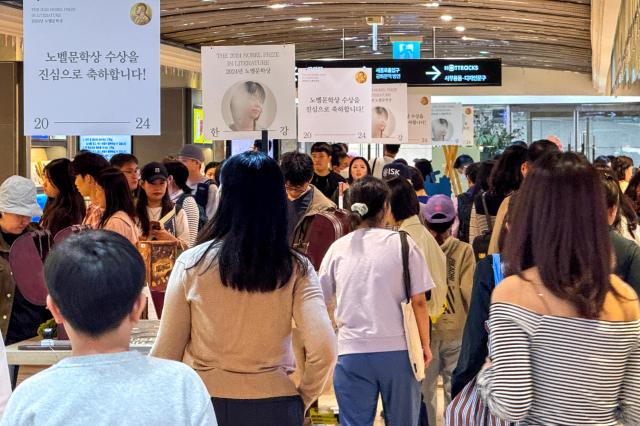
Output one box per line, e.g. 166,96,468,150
140,162,168,182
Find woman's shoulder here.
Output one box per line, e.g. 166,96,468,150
608,275,640,321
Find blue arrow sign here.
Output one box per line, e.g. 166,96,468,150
425,65,442,81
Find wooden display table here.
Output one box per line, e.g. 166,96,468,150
5,320,159,387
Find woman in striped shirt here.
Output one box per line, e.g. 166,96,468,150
477,152,640,425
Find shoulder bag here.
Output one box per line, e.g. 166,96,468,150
472,192,494,262
400,231,426,381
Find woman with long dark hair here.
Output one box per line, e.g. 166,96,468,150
136,162,190,249
40,158,86,237
331,156,371,209
613,155,634,193
476,152,640,424
320,176,433,426
469,146,527,244
151,152,337,426
94,168,139,246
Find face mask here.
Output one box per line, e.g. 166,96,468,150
340,168,350,179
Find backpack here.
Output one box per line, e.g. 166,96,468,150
472,192,493,262
194,179,214,211
293,209,351,270
176,193,208,232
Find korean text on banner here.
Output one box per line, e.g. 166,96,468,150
372,83,408,144
407,93,432,145
462,106,475,147
201,45,296,140
298,68,372,144
24,0,160,136
431,103,463,146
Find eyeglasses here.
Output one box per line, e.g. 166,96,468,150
285,184,308,196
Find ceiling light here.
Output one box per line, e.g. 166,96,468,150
297,17,313,22
440,15,453,22
358,45,368,48
268,3,289,9
341,37,356,41
455,26,465,32
479,50,490,55
461,36,476,41
373,51,383,55
423,2,439,7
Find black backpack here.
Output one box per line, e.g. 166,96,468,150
176,193,208,232
471,191,494,262
194,179,214,211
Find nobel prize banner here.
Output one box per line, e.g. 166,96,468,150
431,103,463,146
23,0,160,135
201,45,296,140
407,93,432,145
371,83,409,144
462,106,475,147
298,68,372,144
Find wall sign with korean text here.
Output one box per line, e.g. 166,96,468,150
407,92,432,145
202,45,296,140
24,0,160,135
298,68,372,144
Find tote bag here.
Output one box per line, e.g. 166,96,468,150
399,231,426,381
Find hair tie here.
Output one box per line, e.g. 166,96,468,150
351,203,368,216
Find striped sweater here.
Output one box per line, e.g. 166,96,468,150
477,302,640,425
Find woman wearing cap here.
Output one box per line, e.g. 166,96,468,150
0,176,53,344
136,162,190,249
319,175,434,426
94,168,139,246
40,158,86,238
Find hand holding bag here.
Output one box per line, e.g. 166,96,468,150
400,231,426,381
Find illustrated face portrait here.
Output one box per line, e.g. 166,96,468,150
230,82,266,130
432,118,450,141
372,107,389,137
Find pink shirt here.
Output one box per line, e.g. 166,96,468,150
101,211,139,246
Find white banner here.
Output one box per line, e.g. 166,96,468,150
408,93,432,145
372,83,408,144
462,106,475,146
202,45,296,140
298,68,372,144
24,0,160,135
431,103,463,146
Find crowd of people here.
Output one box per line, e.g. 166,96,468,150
0,139,637,426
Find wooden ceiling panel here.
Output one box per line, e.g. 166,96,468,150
158,0,592,72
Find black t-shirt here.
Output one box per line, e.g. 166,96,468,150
312,172,345,199
287,188,314,241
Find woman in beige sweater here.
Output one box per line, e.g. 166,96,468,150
151,151,337,426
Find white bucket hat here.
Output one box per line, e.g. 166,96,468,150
0,176,43,217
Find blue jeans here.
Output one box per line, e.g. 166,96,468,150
334,350,422,426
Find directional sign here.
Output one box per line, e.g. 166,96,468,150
296,58,502,87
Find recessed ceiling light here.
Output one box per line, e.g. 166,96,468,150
440,15,453,22
297,17,313,22
479,50,490,55
358,45,368,48
423,2,439,7
341,37,356,41
268,3,289,9
461,36,476,41
373,51,383,55
455,26,465,32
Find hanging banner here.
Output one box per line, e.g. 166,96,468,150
298,68,372,144
462,106,475,147
23,0,160,135
371,83,408,144
202,45,296,140
407,93,432,145
431,103,463,146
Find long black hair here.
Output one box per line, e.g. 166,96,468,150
348,156,371,184
136,180,174,237
489,144,527,197
164,161,192,195
41,159,86,233
194,151,307,292
96,168,136,228
504,152,613,319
